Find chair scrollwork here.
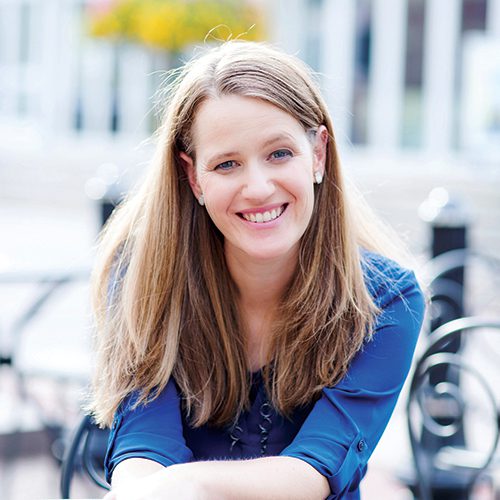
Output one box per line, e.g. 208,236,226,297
407,317,500,500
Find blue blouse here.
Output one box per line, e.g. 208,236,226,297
105,251,425,499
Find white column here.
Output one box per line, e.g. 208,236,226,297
0,2,22,115
38,0,61,129
271,0,307,56
367,0,408,150
422,0,461,152
52,0,82,133
487,0,500,36
117,44,151,137
23,0,42,118
460,32,500,154
319,0,356,146
80,39,114,134
0,1,21,63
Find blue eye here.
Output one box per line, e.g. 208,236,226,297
270,149,293,160
215,160,236,171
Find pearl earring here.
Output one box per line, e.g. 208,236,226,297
314,171,323,185
198,194,205,206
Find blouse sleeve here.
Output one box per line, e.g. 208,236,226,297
280,264,425,498
104,379,194,484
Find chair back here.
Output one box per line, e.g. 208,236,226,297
407,317,500,500
60,414,110,498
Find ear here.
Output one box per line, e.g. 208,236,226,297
179,152,202,199
313,125,328,177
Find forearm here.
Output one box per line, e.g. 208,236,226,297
172,456,330,500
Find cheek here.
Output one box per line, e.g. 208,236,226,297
298,175,316,219
196,169,210,191
201,181,234,218
292,173,315,204
303,190,316,220
279,176,313,225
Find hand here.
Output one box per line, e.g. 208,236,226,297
102,466,205,500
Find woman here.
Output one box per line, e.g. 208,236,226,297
89,40,425,499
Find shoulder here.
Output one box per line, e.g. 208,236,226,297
360,249,424,311
357,251,425,374
116,380,181,420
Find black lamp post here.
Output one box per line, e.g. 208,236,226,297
417,188,470,500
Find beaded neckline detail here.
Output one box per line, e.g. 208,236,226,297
228,399,274,456
258,401,273,455
228,372,274,456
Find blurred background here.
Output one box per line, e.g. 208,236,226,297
0,0,499,498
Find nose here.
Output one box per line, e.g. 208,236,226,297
241,163,275,201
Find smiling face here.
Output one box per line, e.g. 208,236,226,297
181,95,327,265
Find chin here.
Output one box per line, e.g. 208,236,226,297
240,243,299,263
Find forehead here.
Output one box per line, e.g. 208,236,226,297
191,95,306,155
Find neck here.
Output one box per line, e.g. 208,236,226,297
225,247,298,311
225,246,298,372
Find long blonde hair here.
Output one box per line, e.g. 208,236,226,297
89,41,405,428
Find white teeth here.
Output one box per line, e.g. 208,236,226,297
241,205,286,223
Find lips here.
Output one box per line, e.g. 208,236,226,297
237,204,288,223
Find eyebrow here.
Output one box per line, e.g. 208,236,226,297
204,132,297,166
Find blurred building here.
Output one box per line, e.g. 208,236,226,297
1,0,499,152
0,0,499,254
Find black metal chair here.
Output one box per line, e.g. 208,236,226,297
60,414,110,498
0,266,92,500
407,317,500,500
424,249,500,325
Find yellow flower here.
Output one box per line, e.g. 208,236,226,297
87,0,266,50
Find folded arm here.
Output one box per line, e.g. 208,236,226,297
106,455,329,500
